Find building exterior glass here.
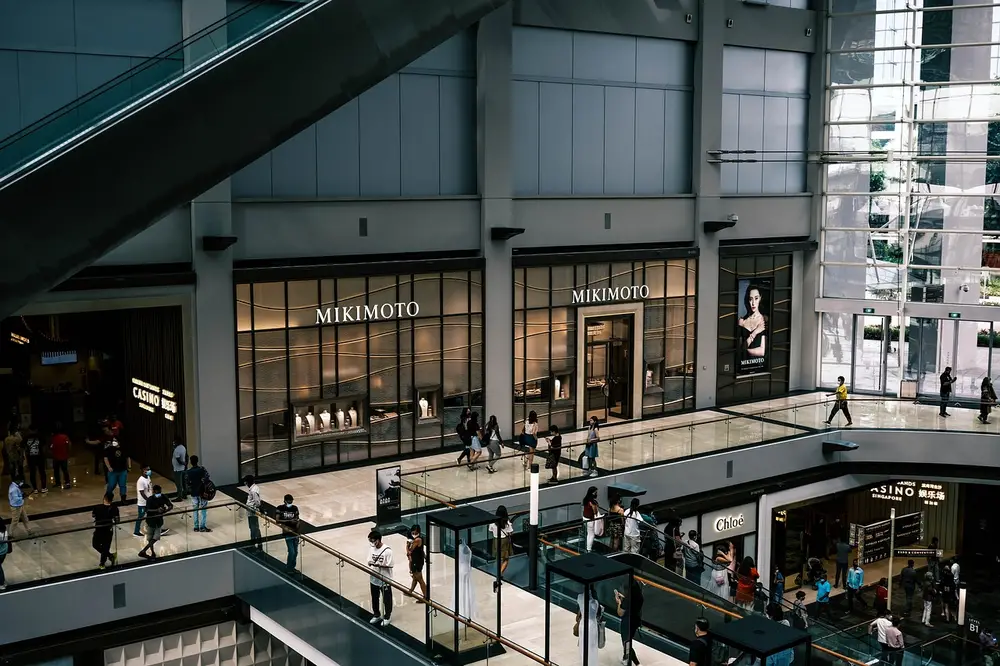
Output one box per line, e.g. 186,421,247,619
236,270,483,477
513,255,697,432
821,0,1000,396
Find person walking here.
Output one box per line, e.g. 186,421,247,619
582,486,601,553
870,611,893,663
171,437,188,500
0,518,9,590
940,367,956,417
103,439,131,503
735,557,759,609
544,425,563,484
367,529,394,627
584,416,600,477
7,479,30,536
885,617,905,666
275,494,300,571
980,377,997,424
772,565,785,605
455,407,472,467
793,590,810,629
92,492,119,569
833,535,851,587
824,376,853,426
4,427,24,482
940,570,957,623
186,456,213,532
138,485,172,559
484,415,504,474
522,410,539,470
901,560,918,615
406,524,427,602
847,559,868,612
623,498,647,555
24,426,45,494
922,572,937,627
874,577,889,616
133,464,152,536
616,578,644,666
244,474,262,548
688,618,712,666
50,423,71,489
815,573,833,621
467,412,484,470
683,530,703,585
928,537,942,581
490,505,514,593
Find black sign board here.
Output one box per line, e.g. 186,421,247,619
894,547,943,558
375,465,402,525
857,512,923,565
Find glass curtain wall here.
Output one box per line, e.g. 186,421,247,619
513,259,697,432
236,271,483,478
822,0,1000,392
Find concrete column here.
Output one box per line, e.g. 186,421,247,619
184,0,239,484
477,5,514,431
692,1,726,407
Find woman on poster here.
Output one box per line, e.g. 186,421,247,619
738,284,768,366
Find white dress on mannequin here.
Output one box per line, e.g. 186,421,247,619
348,407,357,428
335,409,345,430
646,369,653,388
419,398,429,419
305,413,315,433
576,592,601,666
319,410,331,431
295,414,303,434
454,542,476,620
554,378,561,399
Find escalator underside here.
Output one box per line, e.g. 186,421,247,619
0,0,507,318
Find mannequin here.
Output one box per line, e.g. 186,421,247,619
305,412,315,434
319,409,331,431
455,541,476,620
295,413,303,434
335,408,345,430
554,377,562,399
418,397,430,419
347,406,357,428
646,368,653,388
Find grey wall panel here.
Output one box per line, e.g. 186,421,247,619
76,54,133,96
0,0,77,53
723,47,766,91
0,551,234,646
572,31,637,82
94,207,193,266
513,0,699,43
407,28,474,73
233,153,273,198
73,0,182,58
511,25,572,78
634,88,666,194
716,196,812,239
636,38,693,87
737,95,765,194
604,86,636,194
720,94,740,193
764,49,810,95
786,97,808,191
16,52,77,126
438,76,476,195
271,125,317,198
232,200,480,260
511,197,696,247
762,96,789,193
512,80,540,194
572,84,605,193
315,100,360,198
359,76,402,197
663,91,693,194
0,51,18,138
400,74,441,196
538,82,573,194
722,0,818,53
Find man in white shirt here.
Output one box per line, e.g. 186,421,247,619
133,465,152,536
243,474,262,548
368,529,394,627
623,498,647,554
870,611,894,663
951,558,961,585
171,438,188,500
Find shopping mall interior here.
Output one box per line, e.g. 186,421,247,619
2,0,1000,665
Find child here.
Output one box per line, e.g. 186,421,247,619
793,590,810,629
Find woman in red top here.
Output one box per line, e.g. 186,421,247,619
50,423,72,489
735,556,760,608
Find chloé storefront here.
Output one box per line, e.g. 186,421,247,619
235,259,484,478
513,249,699,432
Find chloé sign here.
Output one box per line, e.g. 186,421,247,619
572,285,650,304
316,302,420,325
703,502,757,539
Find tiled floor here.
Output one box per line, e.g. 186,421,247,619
300,522,683,666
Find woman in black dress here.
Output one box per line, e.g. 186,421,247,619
406,524,427,602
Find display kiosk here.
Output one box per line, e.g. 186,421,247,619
709,614,812,666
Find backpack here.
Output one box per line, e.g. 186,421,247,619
200,474,217,501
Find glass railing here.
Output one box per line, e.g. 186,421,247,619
0,0,302,179
399,394,1000,508
917,633,1000,666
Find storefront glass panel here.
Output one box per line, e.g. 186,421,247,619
236,269,483,477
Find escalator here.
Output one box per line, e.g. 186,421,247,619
0,0,507,318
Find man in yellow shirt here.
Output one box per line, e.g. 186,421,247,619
824,376,853,426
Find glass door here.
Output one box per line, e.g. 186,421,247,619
851,314,890,394
607,316,633,419
583,315,634,423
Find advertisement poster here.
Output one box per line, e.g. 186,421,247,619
375,465,402,525
736,278,772,375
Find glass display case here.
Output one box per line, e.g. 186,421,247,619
644,357,664,394
415,385,442,424
291,394,367,443
551,368,573,403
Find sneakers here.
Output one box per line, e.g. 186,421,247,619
63,484,71,490
194,527,212,532
381,617,391,627
40,488,48,494
160,528,171,536
823,420,831,426
138,551,151,559
0,584,6,590
369,616,383,625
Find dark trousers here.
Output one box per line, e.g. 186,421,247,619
904,588,915,614
889,647,904,666
370,583,392,619
91,448,103,474
27,455,46,490
828,400,852,423
247,514,262,547
52,460,69,486
940,394,950,415
622,613,640,665
173,469,187,499
457,446,470,463
846,587,868,611
835,562,848,587
92,529,114,566
816,601,833,620
981,404,991,422
686,566,702,584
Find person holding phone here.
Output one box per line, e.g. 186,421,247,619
616,580,644,666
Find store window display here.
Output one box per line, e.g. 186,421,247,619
237,268,483,478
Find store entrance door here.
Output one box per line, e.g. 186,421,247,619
584,314,633,423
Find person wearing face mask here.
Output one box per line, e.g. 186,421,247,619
244,475,262,548
138,485,173,559
103,438,131,503
275,494,300,571
92,492,120,569
134,465,153,536
367,529,394,627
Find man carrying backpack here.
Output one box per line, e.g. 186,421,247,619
186,455,216,532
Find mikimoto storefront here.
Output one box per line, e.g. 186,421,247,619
512,248,699,432
235,258,484,478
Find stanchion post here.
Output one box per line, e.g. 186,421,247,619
528,463,539,590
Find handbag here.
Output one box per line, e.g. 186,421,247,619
713,568,727,586
593,511,605,537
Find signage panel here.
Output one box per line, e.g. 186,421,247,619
702,502,757,541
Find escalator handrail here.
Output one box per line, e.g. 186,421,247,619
0,0,328,187
0,0,275,151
